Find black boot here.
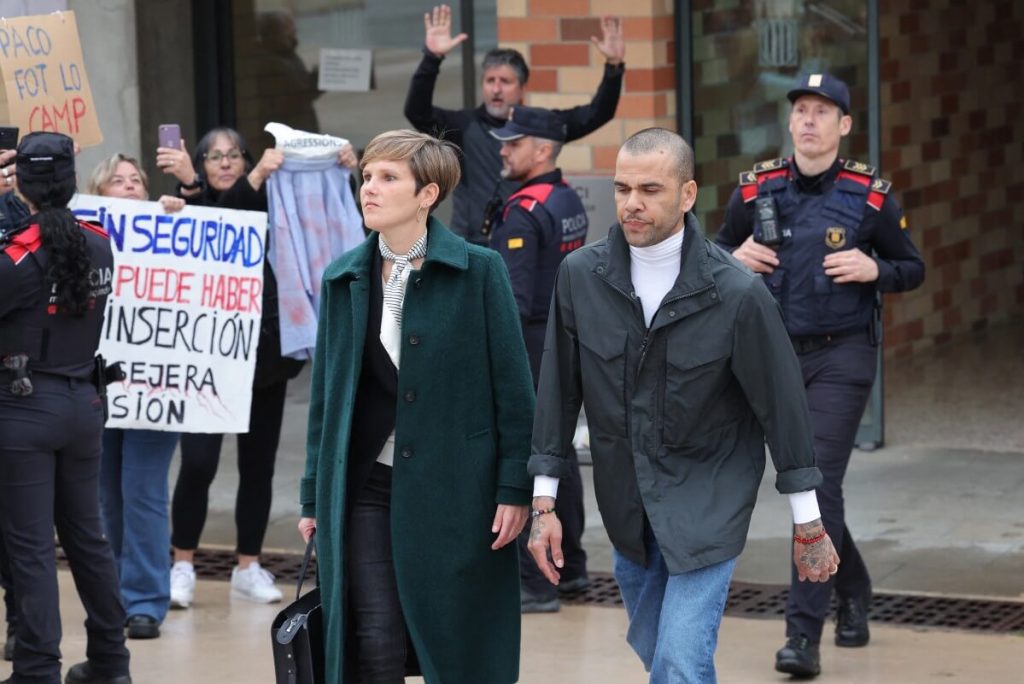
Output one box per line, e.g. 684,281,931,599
775,634,821,678
835,590,871,647
65,661,132,684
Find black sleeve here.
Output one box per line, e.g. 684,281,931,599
0,194,29,234
714,187,754,250
493,203,544,320
866,194,925,294
403,51,471,147
0,255,40,321
557,63,625,142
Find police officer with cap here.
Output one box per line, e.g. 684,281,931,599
716,73,925,678
0,132,132,684
489,105,590,613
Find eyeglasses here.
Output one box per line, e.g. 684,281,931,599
204,150,243,163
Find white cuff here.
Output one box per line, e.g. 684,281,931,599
788,490,821,525
532,475,559,499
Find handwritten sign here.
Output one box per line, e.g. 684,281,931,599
70,195,267,433
317,48,372,92
0,11,102,146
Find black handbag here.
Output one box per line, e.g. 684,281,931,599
272,534,324,684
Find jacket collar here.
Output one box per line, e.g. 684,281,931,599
324,216,468,282
597,213,719,323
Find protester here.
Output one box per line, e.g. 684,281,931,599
527,128,839,683
298,129,534,683
87,154,182,640
716,73,925,677
488,106,590,613
156,127,357,607
0,132,131,684
404,4,624,245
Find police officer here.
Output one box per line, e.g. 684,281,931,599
0,147,26,664
716,73,925,678
489,106,590,613
0,133,131,684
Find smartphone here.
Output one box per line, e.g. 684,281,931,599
0,126,18,151
158,124,181,150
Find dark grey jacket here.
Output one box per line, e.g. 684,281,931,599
529,216,823,574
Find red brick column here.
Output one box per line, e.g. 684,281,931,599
879,0,1024,355
497,0,677,176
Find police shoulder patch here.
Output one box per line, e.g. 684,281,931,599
738,170,757,185
753,157,787,174
842,159,876,177
870,177,892,194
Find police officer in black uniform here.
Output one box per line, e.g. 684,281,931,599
0,133,131,684
716,74,925,678
489,106,590,613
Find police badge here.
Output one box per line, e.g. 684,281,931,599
825,226,846,249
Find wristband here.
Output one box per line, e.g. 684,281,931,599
530,507,555,519
793,531,827,545
179,176,202,191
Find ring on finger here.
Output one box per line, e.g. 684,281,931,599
5,177,11,186
2,167,7,179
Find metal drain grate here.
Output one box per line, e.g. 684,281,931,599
57,548,1024,634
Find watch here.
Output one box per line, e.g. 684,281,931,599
179,176,203,191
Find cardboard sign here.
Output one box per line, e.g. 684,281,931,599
0,11,102,146
317,48,372,92
70,195,268,433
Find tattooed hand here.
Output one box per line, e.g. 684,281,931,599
527,496,564,585
793,519,840,583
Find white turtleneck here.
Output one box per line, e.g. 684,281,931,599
629,228,685,327
532,226,820,524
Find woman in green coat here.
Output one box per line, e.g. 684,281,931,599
298,130,535,683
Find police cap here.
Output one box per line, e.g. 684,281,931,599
490,106,567,143
787,73,850,114
16,132,76,183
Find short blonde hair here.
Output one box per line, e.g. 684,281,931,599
87,154,149,197
360,130,461,210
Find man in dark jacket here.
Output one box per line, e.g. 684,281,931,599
404,4,624,245
527,128,840,682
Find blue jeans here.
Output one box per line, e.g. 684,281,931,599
613,530,737,684
100,428,179,622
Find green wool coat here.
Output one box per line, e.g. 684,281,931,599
300,218,535,684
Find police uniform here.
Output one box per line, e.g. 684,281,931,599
716,90,925,647
490,108,590,608
0,133,130,682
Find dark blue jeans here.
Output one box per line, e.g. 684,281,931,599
100,428,179,622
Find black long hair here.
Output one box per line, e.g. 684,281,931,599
19,175,91,315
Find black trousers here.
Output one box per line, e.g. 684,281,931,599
345,463,410,684
519,319,589,598
0,528,16,635
171,380,289,556
785,333,876,642
0,375,129,683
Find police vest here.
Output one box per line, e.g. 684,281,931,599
495,179,588,320
741,157,890,336
0,220,114,379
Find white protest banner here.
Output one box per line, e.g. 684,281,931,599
70,195,266,432
0,11,102,146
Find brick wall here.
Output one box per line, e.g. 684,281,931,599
496,0,676,176
878,0,1024,356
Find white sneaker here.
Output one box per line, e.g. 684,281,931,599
170,561,196,609
230,562,283,604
